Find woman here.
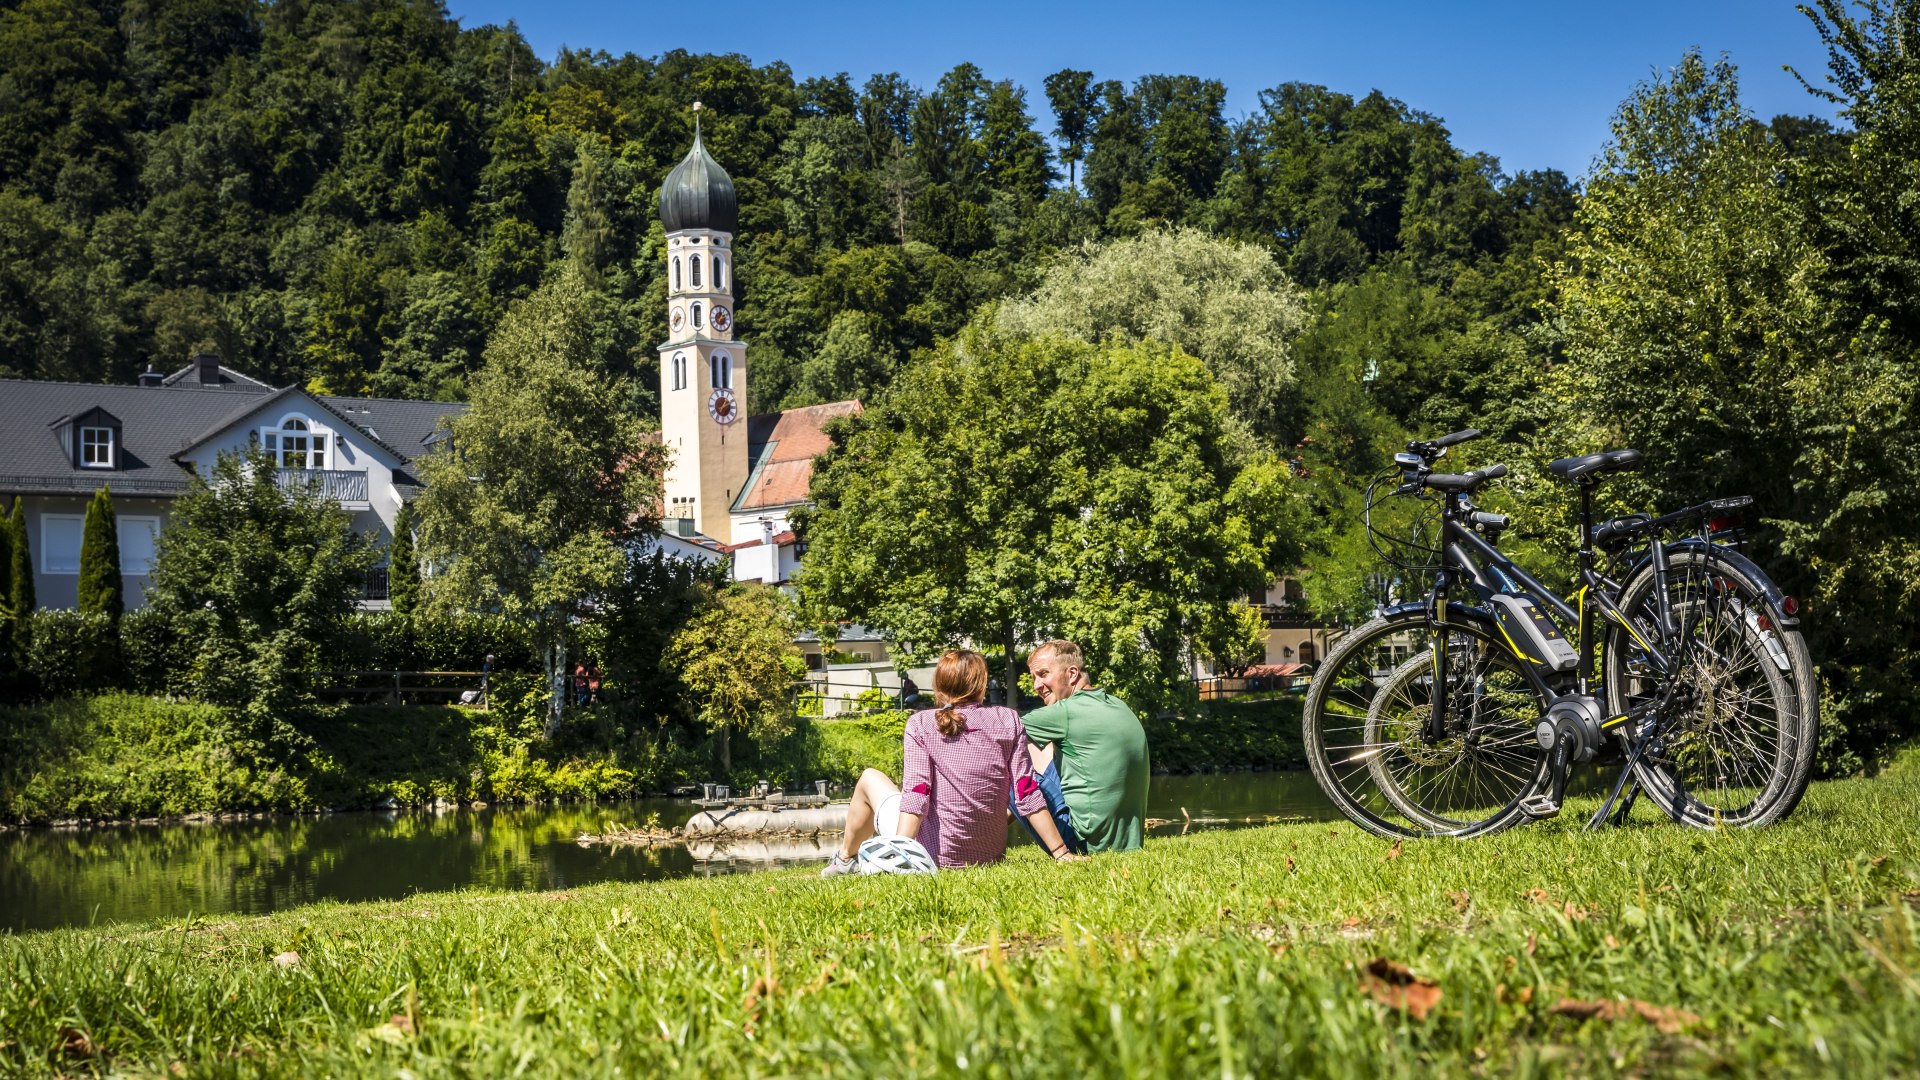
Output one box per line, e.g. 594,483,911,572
823,649,1082,875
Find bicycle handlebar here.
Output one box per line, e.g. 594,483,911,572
1434,428,1482,449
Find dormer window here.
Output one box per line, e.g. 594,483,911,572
264,415,329,469
80,426,115,468
59,407,122,469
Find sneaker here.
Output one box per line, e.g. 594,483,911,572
820,853,856,879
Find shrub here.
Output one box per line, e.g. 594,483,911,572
120,606,185,696
24,610,118,699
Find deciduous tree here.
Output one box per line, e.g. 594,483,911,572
666,583,804,772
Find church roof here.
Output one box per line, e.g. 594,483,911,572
658,128,738,233
733,400,863,512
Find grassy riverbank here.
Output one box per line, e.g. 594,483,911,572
0,696,1303,823
3,752,1915,1077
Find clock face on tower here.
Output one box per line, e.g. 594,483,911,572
711,306,732,333
707,387,739,425
671,306,684,330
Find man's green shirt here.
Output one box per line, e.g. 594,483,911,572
1022,689,1149,853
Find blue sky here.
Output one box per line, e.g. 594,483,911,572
441,0,1845,178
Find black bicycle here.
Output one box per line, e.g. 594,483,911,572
1303,429,1818,838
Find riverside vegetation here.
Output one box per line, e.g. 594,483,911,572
1,747,1914,1076
0,690,1302,824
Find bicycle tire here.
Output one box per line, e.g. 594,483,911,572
1305,609,1551,839
1603,547,1816,828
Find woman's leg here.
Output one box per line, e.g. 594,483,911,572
838,768,901,860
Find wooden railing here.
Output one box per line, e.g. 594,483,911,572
311,670,483,706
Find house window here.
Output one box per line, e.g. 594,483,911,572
40,514,84,574
117,516,160,575
690,254,702,288
80,426,114,468
673,257,682,290
266,417,328,469
691,302,703,330
1298,640,1317,665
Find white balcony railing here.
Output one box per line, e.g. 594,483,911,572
274,469,370,503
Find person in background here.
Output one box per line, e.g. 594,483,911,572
586,660,603,704
572,661,590,707
1012,640,1150,854
899,673,921,708
824,649,1082,876
480,654,496,711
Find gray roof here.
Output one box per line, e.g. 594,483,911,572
0,376,466,498
658,129,738,233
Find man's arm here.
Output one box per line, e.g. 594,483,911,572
1021,699,1068,745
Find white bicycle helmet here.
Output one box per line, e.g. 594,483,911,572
856,835,937,875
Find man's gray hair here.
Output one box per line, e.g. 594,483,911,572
1031,639,1085,671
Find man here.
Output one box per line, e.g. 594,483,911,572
1012,640,1150,854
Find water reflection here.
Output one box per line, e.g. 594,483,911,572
0,772,1340,932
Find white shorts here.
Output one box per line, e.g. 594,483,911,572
874,791,905,837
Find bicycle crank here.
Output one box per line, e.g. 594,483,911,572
1521,695,1609,818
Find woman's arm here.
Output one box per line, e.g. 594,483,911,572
1026,807,1083,862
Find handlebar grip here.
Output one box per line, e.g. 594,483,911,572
1476,464,1508,481
1434,428,1482,448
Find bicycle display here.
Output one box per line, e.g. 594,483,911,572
1303,429,1818,838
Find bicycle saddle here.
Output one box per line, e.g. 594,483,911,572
1548,448,1643,482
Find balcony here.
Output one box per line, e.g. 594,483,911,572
274,469,370,507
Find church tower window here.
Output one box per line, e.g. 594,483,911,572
691,254,702,288
715,257,726,289
710,353,732,389
692,302,703,329
673,257,682,290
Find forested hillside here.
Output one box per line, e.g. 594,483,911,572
0,0,1570,427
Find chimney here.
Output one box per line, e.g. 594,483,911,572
137,363,164,388
193,350,220,386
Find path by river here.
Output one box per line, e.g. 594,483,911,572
0,772,1340,933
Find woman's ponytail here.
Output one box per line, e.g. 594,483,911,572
930,649,988,737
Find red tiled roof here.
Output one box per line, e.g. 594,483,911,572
1244,663,1309,677
736,400,861,511
717,529,796,554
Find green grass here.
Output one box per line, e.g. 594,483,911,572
2,756,1917,1077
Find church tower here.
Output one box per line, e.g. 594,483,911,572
657,104,747,542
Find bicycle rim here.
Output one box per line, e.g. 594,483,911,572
1305,612,1550,839
1607,550,1810,827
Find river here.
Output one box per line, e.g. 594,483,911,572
0,772,1340,933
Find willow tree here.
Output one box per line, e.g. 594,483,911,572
414,272,666,731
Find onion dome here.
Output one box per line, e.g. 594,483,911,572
658,124,738,233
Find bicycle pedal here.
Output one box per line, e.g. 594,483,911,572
1518,794,1562,819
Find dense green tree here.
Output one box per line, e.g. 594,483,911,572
413,271,667,730
76,486,123,624
665,582,804,772
796,323,1309,710
143,447,376,741
1043,69,1100,190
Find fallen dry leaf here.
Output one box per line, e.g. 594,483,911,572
59,1026,96,1058
1562,900,1589,921
1494,983,1535,1005
1385,840,1403,861
1342,916,1365,928
743,973,779,1015
1605,934,1620,949
385,1014,415,1035
1448,890,1471,913
271,951,301,968
1524,888,1554,905
1524,933,1538,957
1550,997,1701,1034
1285,857,1297,872
1358,958,1443,1020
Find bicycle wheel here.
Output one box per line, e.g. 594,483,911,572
1305,610,1551,839
1603,548,1816,828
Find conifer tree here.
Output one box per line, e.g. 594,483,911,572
77,487,123,622
388,502,420,619
7,498,33,681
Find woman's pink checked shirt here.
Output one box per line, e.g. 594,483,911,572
896,703,1049,869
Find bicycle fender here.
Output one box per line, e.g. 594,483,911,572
1645,540,1801,628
